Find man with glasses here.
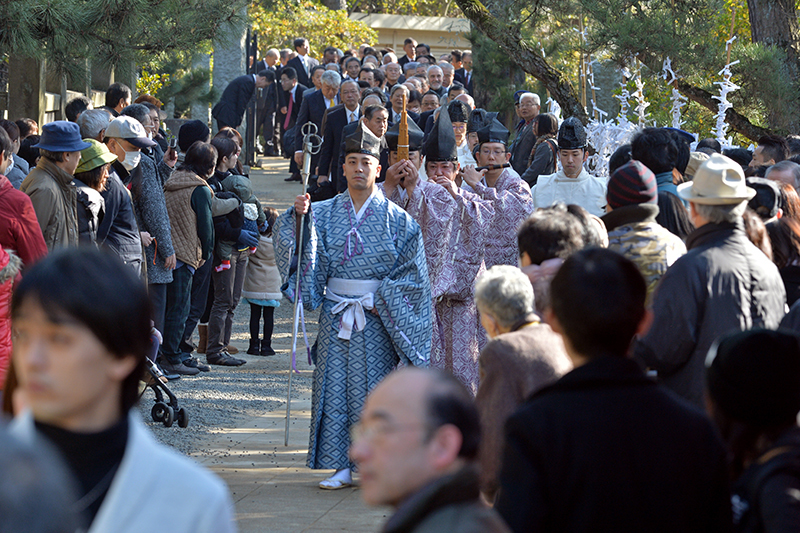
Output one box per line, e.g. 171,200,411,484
461,118,533,269
509,92,540,175
350,367,510,533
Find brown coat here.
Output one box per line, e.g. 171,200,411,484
20,157,78,250
475,320,572,500
163,169,211,269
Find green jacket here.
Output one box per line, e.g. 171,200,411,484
20,157,78,250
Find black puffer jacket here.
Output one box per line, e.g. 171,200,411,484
634,220,786,407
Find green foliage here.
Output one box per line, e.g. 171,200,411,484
0,0,248,84
137,71,170,96
148,53,217,118
470,29,533,125
473,0,800,133
250,0,377,55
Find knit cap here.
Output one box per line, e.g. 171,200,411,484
178,120,210,152
706,328,800,428
606,160,658,209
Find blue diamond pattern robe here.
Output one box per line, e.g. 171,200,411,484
274,189,432,470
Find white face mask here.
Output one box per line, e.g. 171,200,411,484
121,149,141,171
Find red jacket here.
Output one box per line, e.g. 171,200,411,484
0,174,47,269
0,248,21,387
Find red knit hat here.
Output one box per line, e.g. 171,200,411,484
606,160,658,209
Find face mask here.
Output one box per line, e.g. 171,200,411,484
147,131,154,140
121,149,141,171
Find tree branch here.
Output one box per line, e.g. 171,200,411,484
454,0,589,123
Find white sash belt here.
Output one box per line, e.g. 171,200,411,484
325,278,382,340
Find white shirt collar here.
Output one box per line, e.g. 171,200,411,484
347,187,380,222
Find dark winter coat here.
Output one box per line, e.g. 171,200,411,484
634,220,786,407
73,178,104,246
731,426,800,533
495,355,732,533
382,466,510,533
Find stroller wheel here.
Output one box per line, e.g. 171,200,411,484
163,406,175,428
177,407,189,428
152,402,168,422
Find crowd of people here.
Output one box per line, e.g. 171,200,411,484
2,34,800,533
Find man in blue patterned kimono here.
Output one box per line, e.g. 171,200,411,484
274,122,432,490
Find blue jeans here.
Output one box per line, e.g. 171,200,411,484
162,265,193,364
179,258,214,353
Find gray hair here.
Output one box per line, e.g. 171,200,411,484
266,48,279,59
77,109,111,140
404,62,419,73
427,65,442,76
390,84,409,98
474,265,535,328
121,103,152,127
693,201,747,223
320,70,341,88
519,92,541,106
766,160,800,189
440,63,455,74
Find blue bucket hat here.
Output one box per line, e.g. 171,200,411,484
33,121,92,152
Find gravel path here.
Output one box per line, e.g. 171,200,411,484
137,160,317,456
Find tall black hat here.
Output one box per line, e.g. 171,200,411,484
557,117,587,150
385,117,425,152
467,108,499,134
344,122,382,160
423,106,458,162
447,100,471,124
477,118,509,146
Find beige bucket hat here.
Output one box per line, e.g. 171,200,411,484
677,153,756,205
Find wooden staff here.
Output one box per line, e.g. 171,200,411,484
398,92,409,162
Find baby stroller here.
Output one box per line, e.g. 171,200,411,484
141,332,189,428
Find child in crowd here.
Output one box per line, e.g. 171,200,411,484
242,207,281,355
215,173,266,272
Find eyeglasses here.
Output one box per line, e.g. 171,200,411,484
480,148,507,157
452,124,467,132
350,421,424,444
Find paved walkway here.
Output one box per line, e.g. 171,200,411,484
191,158,390,532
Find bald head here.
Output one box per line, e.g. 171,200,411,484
454,93,475,109
350,367,479,507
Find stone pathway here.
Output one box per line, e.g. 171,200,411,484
166,157,390,532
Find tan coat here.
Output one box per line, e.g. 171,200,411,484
241,235,282,301
20,157,78,250
475,320,572,500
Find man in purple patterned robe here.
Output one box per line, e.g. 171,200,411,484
381,110,493,393
461,118,534,269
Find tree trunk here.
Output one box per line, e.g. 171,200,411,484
321,0,347,10
454,0,589,124
748,0,800,58
747,0,800,132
